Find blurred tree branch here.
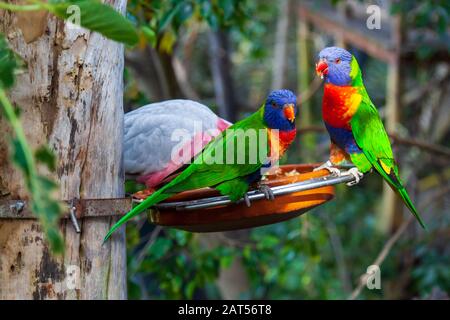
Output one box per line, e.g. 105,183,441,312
208,30,237,122
297,126,450,158
271,0,291,90
348,184,450,300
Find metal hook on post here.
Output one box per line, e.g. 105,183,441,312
69,198,81,233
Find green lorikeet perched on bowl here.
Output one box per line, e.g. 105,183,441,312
104,90,298,241
315,46,426,228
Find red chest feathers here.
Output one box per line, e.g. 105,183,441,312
279,129,296,146
268,129,296,160
322,84,361,129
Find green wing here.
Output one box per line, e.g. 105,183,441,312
350,92,426,228
350,94,394,173
104,107,270,241
165,109,268,193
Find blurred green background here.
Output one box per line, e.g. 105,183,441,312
123,0,450,300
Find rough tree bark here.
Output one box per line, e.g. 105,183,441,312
379,14,404,233
0,0,126,299
271,0,291,90
208,30,237,123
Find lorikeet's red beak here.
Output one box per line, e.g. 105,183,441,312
283,104,295,123
316,59,328,78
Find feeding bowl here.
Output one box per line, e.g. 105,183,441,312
147,164,352,232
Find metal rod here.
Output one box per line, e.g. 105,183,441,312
69,199,81,233
155,172,357,211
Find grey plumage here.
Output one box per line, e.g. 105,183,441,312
124,99,230,186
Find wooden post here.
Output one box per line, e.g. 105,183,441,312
378,14,404,233
208,30,238,122
0,0,127,299
334,2,347,49
271,0,290,90
297,17,315,162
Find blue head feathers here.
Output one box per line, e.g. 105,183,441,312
263,89,298,131
316,47,354,86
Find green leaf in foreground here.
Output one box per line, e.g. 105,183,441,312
0,33,64,254
47,0,139,47
0,35,18,89
35,145,57,172
141,26,157,48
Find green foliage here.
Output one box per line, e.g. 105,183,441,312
391,0,449,58
0,34,64,253
0,36,18,89
127,0,272,55
127,226,232,299
141,26,157,47
35,145,57,172
47,0,139,46
121,0,450,301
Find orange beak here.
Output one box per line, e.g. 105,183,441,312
315,60,328,78
283,104,295,123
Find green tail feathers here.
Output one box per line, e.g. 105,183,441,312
396,186,426,229
103,189,171,242
378,165,427,229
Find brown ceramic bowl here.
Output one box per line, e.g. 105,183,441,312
149,164,333,232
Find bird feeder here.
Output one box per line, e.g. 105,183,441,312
148,164,357,232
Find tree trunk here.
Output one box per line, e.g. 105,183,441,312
0,0,126,299
378,14,404,234
271,0,290,90
208,30,237,122
125,46,184,105
198,231,250,299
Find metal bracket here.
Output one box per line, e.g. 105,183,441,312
0,169,361,219
69,199,81,233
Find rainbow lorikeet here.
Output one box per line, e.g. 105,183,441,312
315,46,425,228
104,89,298,241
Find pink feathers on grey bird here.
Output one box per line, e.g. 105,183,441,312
124,99,231,188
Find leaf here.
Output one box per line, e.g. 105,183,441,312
219,0,234,19
158,2,182,32
37,175,59,190
47,0,139,46
46,228,64,253
0,60,64,254
184,281,196,299
176,2,194,25
220,254,233,269
148,237,172,260
35,145,57,171
12,138,30,177
158,30,176,54
259,235,280,248
141,26,157,47
0,35,18,89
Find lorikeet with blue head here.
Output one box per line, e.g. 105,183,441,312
315,46,426,228
104,89,298,241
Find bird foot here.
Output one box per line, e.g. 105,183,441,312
343,167,364,186
258,183,275,201
132,188,156,201
313,160,342,176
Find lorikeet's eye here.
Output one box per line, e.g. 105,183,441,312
271,102,277,108
335,58,341,64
